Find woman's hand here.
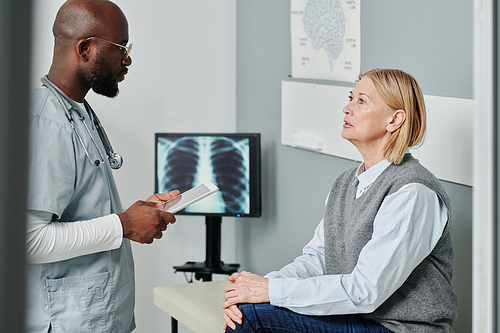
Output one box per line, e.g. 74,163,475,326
222,271,270,330
223,305,242,331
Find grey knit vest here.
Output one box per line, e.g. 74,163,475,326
324,154,458,333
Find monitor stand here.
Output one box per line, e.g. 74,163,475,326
173,216,240,281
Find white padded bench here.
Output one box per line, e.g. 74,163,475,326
154,281,227,333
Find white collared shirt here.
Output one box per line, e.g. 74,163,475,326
354,159,391,199
266,158,448,315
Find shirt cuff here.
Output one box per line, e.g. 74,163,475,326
110,213,124,249
268,277,286,306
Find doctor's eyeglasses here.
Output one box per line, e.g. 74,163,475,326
86,36,133,59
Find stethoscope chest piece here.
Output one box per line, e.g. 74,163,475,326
108,152,123,170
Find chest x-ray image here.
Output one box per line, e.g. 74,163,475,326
156,134,252,215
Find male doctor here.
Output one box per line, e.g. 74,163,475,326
25,1,177,332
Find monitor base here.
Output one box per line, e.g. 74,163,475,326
174,261,240,281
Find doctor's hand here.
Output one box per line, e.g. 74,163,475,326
118,199,177,244
146,190,180,208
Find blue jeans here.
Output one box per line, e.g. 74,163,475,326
225,303,393,333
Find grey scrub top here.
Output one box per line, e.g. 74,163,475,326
25,86,136,333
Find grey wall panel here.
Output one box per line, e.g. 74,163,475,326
0,0,31,331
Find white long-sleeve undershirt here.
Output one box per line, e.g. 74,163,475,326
26,210,123,264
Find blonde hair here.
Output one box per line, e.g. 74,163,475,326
359,68,426,164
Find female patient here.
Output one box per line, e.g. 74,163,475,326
222,68,458,333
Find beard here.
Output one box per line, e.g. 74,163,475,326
89,54,122,98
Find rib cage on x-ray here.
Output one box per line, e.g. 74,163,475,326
157,136,250,214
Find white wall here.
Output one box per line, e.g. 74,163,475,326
31,1,236,332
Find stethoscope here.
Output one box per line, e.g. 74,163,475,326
41,75,123,169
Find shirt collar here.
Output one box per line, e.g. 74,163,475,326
352,159,391,198
353,151,411,187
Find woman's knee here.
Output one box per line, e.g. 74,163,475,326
225,303,274,332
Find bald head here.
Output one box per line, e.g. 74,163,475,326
48,0,131,102
53,0,127,43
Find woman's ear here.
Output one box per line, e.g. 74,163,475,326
76,39,91,62
387,109,406,133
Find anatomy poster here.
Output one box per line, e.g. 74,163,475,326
291,0,361,82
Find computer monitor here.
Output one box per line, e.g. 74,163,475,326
155,133,261,217
155,133,262,280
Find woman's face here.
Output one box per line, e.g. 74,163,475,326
341,77,395,152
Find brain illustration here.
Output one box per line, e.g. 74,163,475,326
303,0,346,70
